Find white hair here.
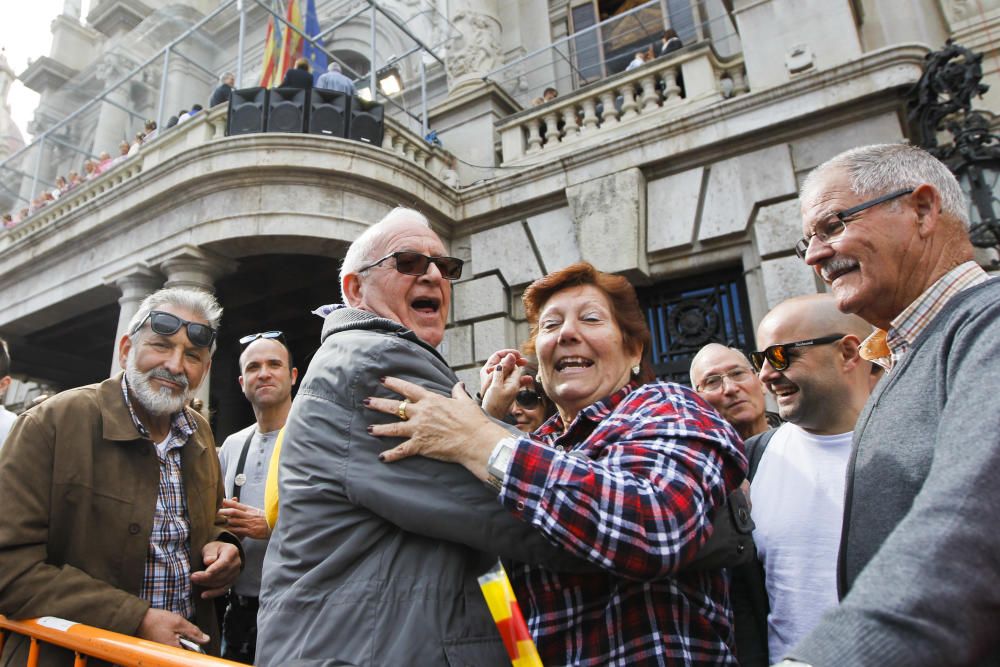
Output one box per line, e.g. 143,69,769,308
127,287,223,353
802,143,970,228
339,207,432,289
328,62,342,72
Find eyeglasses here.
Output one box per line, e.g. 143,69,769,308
696,367,755,393
359,251,464,281
794,189,914,259
239,330,286,346
514,390,541,409
131,310,217,348
749,333,846,372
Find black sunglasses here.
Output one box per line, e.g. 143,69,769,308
514,390,543,409
131,310,217,348
359,251,464,281
749,333,846,372
239,330,286,346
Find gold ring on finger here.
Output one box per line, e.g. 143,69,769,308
397,399,410,421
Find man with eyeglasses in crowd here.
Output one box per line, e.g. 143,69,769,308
727,294,873,667
0,287,242,665
776,143,1000,667
256,207,586,667
689,343,772,440
215,331,297,664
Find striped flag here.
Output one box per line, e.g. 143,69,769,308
259,1,284,87
477,562,543,667
277,0,304,82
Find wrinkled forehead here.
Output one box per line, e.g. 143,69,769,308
692,347,751,380
800,169,856,229
374,221,447,257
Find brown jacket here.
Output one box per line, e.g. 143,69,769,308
0,374,237,666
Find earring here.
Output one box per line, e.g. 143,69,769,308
631,364,641,375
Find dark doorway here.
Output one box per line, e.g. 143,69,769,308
210,253,343,441
637,267,755,386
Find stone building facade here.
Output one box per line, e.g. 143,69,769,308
0,0,997,433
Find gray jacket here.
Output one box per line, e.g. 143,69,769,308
793,278,1000,666
256,308,586,667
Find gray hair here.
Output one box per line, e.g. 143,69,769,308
221,71,235,82
127,287,223,353
802,143,969,228
328,62,342,73
339,207,432,288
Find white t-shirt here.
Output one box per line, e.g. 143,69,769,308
749,422,853,661
0,405,16,450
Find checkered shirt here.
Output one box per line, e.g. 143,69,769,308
498,381,748,666
121,376,197,619
860,261,990,370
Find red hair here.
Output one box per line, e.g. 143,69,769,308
521,262,654,383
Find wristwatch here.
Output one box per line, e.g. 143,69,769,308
486,436,518,492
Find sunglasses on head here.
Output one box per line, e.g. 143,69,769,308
359,251,464,281
131,310,217,348
239,330,286,347
514,390,541,409
749,333,846,372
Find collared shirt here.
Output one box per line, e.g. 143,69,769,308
499,381,747,666
121,376,197,619
860,261,990,370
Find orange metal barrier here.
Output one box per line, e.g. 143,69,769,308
0,615,243,666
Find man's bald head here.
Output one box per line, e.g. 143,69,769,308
756,293,875,434
759,293,872,344
690,343,768,440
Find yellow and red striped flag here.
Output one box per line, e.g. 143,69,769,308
478,562,543,667
259,2,282,87
277,0,304,81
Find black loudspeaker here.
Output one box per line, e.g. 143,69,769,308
266,87,309,133
227,87,268,136
309,88,351,137
349,101,384,145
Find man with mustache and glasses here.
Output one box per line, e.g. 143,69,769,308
776,144,1000,667
728,294,874,667
0,288,242,666
215,331,297,664
256,208,586,667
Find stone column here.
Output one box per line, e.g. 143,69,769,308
106,264,163,376
446,0,502,94
154,245,238,408
92,52,138,157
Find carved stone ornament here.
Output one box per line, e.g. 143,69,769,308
95,51,141,86
446,10,501,85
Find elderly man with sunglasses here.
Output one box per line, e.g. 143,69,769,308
0,287,242,666
215,330,297,664
726,294,874,667
775,144,1000,667
256,207,586,667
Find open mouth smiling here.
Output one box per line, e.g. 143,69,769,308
820,257,860,283
411,297,440,314
555,356,594,372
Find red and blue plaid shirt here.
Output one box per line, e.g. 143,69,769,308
498,381,747,666
121,376,196,619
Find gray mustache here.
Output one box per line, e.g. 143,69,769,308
148,367,189,389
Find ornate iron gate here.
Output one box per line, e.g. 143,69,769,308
637,268,755,385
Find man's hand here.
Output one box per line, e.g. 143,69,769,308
136,607,209,648
190,540,241,599
217,498,270,540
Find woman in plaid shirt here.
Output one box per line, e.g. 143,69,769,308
371,262,748,666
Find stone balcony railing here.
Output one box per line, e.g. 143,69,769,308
497,42,748,164
2,104,458,246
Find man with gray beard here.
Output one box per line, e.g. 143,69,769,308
0,287,242,667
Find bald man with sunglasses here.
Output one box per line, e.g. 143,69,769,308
0,288,242,667
256,207,587,667
731,294,874,667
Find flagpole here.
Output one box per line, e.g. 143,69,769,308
236,0,246,87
